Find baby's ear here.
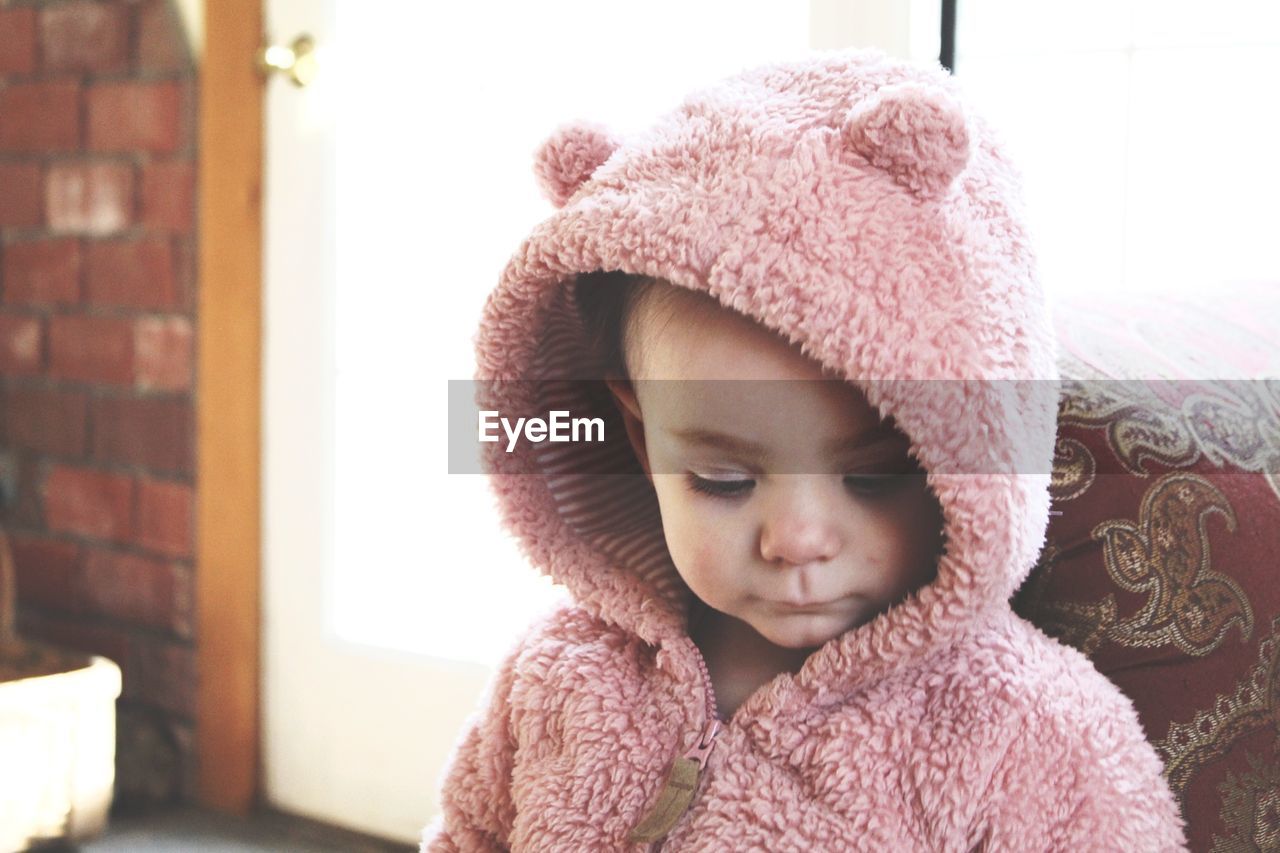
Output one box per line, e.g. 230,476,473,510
603,376,652,481
532,120,621,208
603,376,642,421
841,81,970,200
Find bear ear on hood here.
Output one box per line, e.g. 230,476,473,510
842,80,970,200
532,120,621,208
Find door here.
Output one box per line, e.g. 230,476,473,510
261,0,501,843
260,0,923,844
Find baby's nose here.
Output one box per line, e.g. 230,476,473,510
757,479,841,566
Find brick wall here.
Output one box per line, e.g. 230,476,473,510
0,0,198,810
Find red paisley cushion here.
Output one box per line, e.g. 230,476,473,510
1012,281,1280,852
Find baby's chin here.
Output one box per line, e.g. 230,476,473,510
750,611,868,651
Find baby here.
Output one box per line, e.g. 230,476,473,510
424,48,1188,851
583,272,946,720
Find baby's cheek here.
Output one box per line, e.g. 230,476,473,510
661,497,736,593
690,527,732,577
669,505,717,565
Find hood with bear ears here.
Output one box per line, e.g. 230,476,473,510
472,47,1059,695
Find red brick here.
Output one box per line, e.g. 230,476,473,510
173,237,194,310
136,477,192,558
138,0,190,74
5,385,88,456
0,8,38,76
123,634,195,716
2,238,81,305
16,609,131,669
80,546,191,636
133,315,191,391
86,238,178,309
49,313,134,384
5,456,41,528
40,2,129,75
0,162,42,227
139,159,194,233
8,533,80,612
44,463,135,541
90,395,191,473
0,311,42,375
173,719,196,801
115,706,190,805
0,81,80,152
46,161,134,235
88,82,181,154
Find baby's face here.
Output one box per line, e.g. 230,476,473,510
608,288,945,651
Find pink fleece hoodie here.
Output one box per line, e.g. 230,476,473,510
422,47,1188,852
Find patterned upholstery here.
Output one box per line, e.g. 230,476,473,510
1012,282,1280,852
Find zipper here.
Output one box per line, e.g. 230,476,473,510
648,716,721,853
682,717,721,769
629,636,725,849
689,633,722,726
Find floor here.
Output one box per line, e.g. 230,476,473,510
32,805,419,853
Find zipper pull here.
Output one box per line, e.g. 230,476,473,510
684,718,721,769
627,718,723,844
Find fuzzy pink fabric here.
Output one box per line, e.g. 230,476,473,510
423,47,1188,851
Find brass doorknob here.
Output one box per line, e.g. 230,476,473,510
258,34,318,88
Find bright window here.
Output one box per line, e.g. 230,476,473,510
953,1,1280,296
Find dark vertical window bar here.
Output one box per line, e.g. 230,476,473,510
940,0,957,73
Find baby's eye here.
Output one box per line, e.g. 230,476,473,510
843,474,905,497
685,472,755,498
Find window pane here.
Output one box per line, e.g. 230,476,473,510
1126,44,1280,291
956,0,1130,56
1132,0,1280,48
955,50,1131,294
955,1,1280,296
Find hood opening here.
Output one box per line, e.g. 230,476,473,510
523,272,953,651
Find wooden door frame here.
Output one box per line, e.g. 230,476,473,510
196,0,263,814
